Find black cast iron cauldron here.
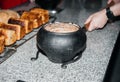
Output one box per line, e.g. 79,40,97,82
31,22,87,68
35,0,62,10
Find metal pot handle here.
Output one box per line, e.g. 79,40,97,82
82,22,90,32
49,15,57,23
61,53,82,69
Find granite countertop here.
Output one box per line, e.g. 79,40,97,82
0,0,120,82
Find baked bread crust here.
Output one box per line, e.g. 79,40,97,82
0,10,20,19
8,18,27,39
0,32,5,54
21,11,40,31
0,23,21,40
30,8,49,24
0,12,9,23
0,9,20,24
0,28,16,46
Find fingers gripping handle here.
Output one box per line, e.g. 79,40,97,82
82,22,90,32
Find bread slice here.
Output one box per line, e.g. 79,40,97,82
0,32,5,54
0,9,20,24
21,11,40,29
30,7,49,14
8,18,28,38
0,28,16,46
0,22,22,40
30,8,49,24
0,11,9,23
0,9,20,19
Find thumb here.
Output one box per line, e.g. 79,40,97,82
87,22,93,31
107,0,112,4
84,16,92,24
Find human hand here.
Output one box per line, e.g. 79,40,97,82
84,9,108,31
108,0,120,4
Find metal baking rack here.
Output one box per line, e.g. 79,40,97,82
0,28,39,64
0,15,57,64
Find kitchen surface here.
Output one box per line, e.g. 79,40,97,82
0,0,120,82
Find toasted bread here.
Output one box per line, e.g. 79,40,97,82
30,7,49,14
8,18,28,38
0,12,9,23
0,32,5,54
21,11,40,29
0,28,16,46
0,9,20,19
0,22,21,40
30,8,49,24
0,9,20,24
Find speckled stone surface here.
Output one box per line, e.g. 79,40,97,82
0,0,120,82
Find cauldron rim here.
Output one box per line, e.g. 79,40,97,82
41,22,83,35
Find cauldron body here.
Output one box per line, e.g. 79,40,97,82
37,22,86,63
35,0,62,10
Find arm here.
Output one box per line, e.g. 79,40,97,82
111,3,120,16
108,0,120,4
85,3,120,31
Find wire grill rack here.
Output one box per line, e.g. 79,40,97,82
0,16,56,64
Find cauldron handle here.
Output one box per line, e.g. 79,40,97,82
61,53,82,69
49,15,57,23
82,22,90,32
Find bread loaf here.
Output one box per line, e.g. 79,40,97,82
0,9,20,19
0,9,20,24
0,32,5,54
0,12,9,23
